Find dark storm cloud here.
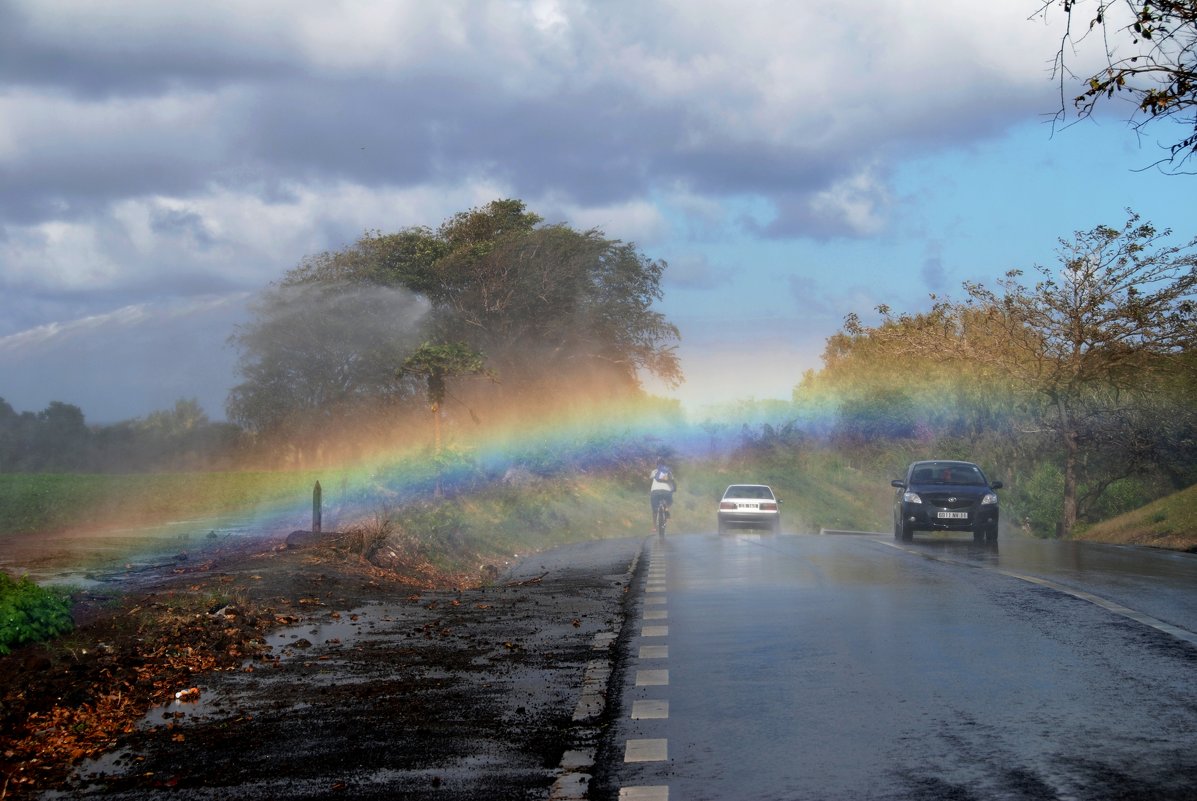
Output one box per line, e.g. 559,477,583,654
234,74,691,206
1,2,873,235
0,0,1069,242
0,2,294,100
150,207,215,248
0,108,229,224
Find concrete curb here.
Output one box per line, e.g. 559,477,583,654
549,539,646,800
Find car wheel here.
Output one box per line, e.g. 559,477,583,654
895,518,912,542
717,519,726,535
771,518,781,535
973,527,986,544
985,525,998,545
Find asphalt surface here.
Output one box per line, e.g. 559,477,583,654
51,537,646,801
42,530,1197,800
594,532,1197,801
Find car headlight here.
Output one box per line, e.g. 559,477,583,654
981,492,999,505
903,491,922,504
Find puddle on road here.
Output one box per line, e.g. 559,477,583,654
0,515,273,589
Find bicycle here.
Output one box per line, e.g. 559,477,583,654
654,497,671,537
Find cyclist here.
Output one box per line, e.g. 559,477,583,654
649,460,676,532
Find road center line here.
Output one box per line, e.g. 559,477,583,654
635,669,669,686
625,738,668,762
631,699,669,719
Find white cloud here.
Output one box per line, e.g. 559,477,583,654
546,197,670,245
807,166,892,237
0,180,529,303
0,0,1128,418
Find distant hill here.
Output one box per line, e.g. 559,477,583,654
1078,484,1197,553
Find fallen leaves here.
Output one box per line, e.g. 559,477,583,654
0,599,274,795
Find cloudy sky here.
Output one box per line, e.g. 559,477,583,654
0,0,1191,422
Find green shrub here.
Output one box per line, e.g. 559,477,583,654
1010,462,1063,537
0,573,73,655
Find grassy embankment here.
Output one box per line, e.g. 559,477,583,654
444,449,895,568
0,449,895,577
0,472,321,538
5,459,1193,576
1078,483,1197,552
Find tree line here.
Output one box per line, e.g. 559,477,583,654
795,210,1197,537
7,200,1194,544
0,398,239,473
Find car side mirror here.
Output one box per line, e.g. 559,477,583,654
991,480,1003,490
890,480,906,489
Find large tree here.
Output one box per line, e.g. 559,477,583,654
227,282,428,462
854,211,1197,536
229,200,681,456
399,341,491,454
1037,0,1197,169
284,199,681,391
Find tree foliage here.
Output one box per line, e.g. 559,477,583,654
230,199,681,458
401,342,491,410
0,397,236,473
1038,0,1197,169
227,282,427,459
283,199,681,390
836,210,1197,536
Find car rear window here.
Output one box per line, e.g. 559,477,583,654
912,464,986,485
725,486,774,499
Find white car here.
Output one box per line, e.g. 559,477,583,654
717,484,781,534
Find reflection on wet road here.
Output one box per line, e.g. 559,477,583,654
890,535,1197,639
596,532,1197,801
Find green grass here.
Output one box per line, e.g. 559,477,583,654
0,472,324,538
1078,484,1197,551
441,449,893,563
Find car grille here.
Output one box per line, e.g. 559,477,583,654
923,494,975,510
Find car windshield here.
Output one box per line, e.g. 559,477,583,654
725,486,774,499
910,463,986,486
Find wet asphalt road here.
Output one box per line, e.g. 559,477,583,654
594,532,1197,801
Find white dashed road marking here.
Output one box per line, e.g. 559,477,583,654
631,699,669,719
635,669,669,686
621,542,672,796
625,738,668,762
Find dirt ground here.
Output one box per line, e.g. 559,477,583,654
0,532,644,800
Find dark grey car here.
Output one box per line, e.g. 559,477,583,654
891,460,1002,544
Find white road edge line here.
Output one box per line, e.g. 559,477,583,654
880,540,1197,646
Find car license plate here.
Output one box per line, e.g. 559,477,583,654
740,503,759,510
937,511,968,519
